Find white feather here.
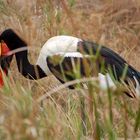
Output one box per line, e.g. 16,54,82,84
98,73,116,90
80,73,116,91
51,52,83,58
56,52,90,58
36,35,82,75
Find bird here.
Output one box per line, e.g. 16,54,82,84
0,28,140,97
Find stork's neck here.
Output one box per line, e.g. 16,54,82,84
0,29,46,79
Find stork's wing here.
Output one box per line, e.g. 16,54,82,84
46,42,140,97
47,41,140,85
46,51,127,86
77,41,139,80
78,41,127,64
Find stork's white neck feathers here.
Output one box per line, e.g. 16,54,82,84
36,35,82,75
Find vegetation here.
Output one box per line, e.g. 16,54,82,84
0,0,140,139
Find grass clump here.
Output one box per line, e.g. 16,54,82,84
0,0,140,139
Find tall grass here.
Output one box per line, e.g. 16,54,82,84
0,0,140,139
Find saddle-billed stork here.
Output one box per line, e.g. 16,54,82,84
0,28,140,97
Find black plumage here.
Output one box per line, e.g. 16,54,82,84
47,40,140,94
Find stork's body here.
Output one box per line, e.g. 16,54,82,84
36,35,116,90
38,35,140,96
0,29,140,97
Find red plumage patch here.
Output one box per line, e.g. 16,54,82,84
0,42,10,87
0,42,10,55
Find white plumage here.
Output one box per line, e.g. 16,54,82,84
36,35,82,75
98,73,116,90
